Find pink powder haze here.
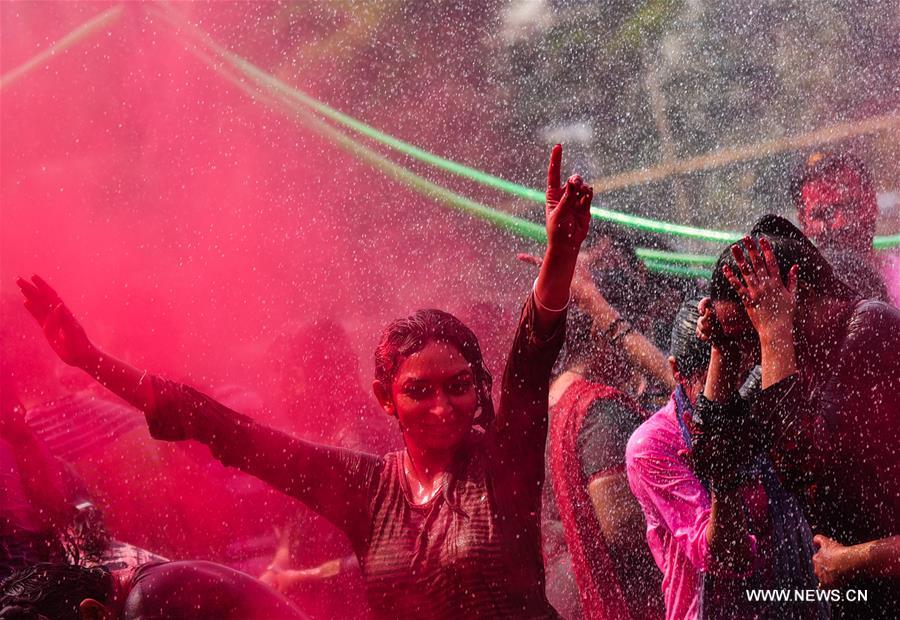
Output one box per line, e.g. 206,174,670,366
1,1,527,574
1,1,527,394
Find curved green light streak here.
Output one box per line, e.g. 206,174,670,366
223,51,746,244
635,248,717,266
874,234,900,250
0,5,124,90
641,260,712,278
206,41,900,250
151,3,742,245
156,7,717,278
154,2,899,262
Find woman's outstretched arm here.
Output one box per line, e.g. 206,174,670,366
493,145,591,508
17,275,155,412
16,275,378,540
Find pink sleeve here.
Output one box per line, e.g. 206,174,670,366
626,429,756,577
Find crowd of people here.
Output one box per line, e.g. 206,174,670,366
1,146,897,619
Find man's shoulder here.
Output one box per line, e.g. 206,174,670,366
845,299,900,348
625,402,681,467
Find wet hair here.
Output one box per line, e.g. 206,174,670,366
557,304,599,371
0,564,113,620
374,309,494,428
584,222,647,321
790,150,874,211
584,221,644,271
710,215,857,305
670,299,710,379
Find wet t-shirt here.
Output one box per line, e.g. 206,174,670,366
145,294,565,619
577,398,645,479
758,301,900,545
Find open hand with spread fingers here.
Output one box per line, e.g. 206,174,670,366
723,236,799,342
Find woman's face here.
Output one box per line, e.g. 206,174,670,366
387,340,478,454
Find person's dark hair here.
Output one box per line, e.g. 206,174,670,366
670,299,710,379
555,300,634,384
789,150,875,210
710,215,857,304
583,223,653,329
0,563,113,620
583,221,644,271
374,309,494,428
556,304,598,372
583,221,689,341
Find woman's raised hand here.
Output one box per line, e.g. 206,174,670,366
16,275,96,368
545,144,592,254
723,236,798,341
531,145,594,324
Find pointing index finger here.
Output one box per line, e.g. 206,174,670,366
547,144,562,192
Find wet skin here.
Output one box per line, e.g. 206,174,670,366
389,341,478,455
799,167,874,249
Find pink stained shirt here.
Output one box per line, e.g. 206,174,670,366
625,397,757,620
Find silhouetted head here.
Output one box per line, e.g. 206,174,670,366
790,151,877,250
557,302,631,388
582,222,650,321
667,299,710,404
373,310,493,454
0,563,115,620
582,221,686,348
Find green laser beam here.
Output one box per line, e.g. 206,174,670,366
0,5,124,90
150,4,719,271
152,5,727,267
153,1,899,267
220,53,900,250
228,57,900,249
155,5,899,251
222,47,747,244
149,2,746,245
641,260,712,278
874,234,900,250
635,248,717,266
155,6,715,280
